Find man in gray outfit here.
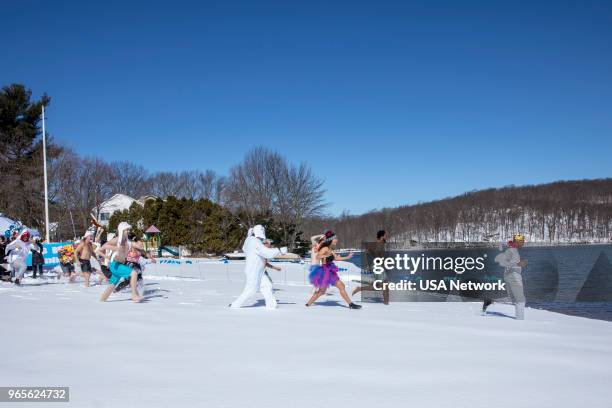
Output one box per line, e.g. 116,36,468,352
493,233,528,320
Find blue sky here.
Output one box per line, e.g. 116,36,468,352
3,0,611,215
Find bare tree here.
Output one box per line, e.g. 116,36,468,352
197,169,218,201
110,161,151,198
48,151,116,237
150,171,180,198
226,147,327,249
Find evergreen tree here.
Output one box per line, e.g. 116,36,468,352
0,84,59,230
109,196,245,254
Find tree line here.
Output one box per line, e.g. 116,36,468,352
48,147,228,241
107,196,244,255
1,84,327,253
303,179,612,248
4,83,610,253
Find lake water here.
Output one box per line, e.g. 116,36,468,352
343,244,612,322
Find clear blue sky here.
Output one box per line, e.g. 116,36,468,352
3,0,611,215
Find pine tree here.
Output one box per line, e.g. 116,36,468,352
0,84,59,230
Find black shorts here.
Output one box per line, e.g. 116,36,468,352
126,261,141,272
79,259,92,272
101,265,112,279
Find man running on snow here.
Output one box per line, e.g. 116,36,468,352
98,222,144,302
230,225,287,310
75,231,98,287
483,233,528,320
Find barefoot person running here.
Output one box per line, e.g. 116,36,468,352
113,233,156,294
95,232,115,282
352,229,389,304
75,231,96,287
99,222,144,302
305,230,361,309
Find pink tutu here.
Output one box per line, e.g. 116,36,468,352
309,262,339,289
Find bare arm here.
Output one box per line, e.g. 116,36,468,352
94,246,107,259
100,238,119,253
94,228,104,243
75,242,84,258
334,251,354,261
131,241,145,251
129,242,152,258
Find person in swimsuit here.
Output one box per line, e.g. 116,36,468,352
113,233,156,293
75,231,98,287
98,222,144,302
95,232,115,281
305,230,361,309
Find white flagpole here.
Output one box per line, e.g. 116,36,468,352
42,105,50,242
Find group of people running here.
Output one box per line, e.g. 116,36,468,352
1,221,365,308
2,221,527,318
228,224,363,310
1,221,156,303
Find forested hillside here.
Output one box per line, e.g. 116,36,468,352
305,179,612,247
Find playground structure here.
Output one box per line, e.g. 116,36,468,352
144,225,179,257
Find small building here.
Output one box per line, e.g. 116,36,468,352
94,194,158,227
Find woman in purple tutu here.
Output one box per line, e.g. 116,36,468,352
306,230,361,309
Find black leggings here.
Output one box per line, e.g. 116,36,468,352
32,264,44,278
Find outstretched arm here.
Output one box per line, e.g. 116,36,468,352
495,248,520,267
100,238,119,253
5,240,22,252
94,246,107,260
265,261,281,271
334,251,354,261
253,240,281,260
94,228,104,243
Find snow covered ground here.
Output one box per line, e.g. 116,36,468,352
2,265,612,408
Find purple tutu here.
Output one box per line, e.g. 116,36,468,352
309,262,339,289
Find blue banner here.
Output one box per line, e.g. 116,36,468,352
26,242,73,268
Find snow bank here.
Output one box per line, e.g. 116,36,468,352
1,269,611,408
